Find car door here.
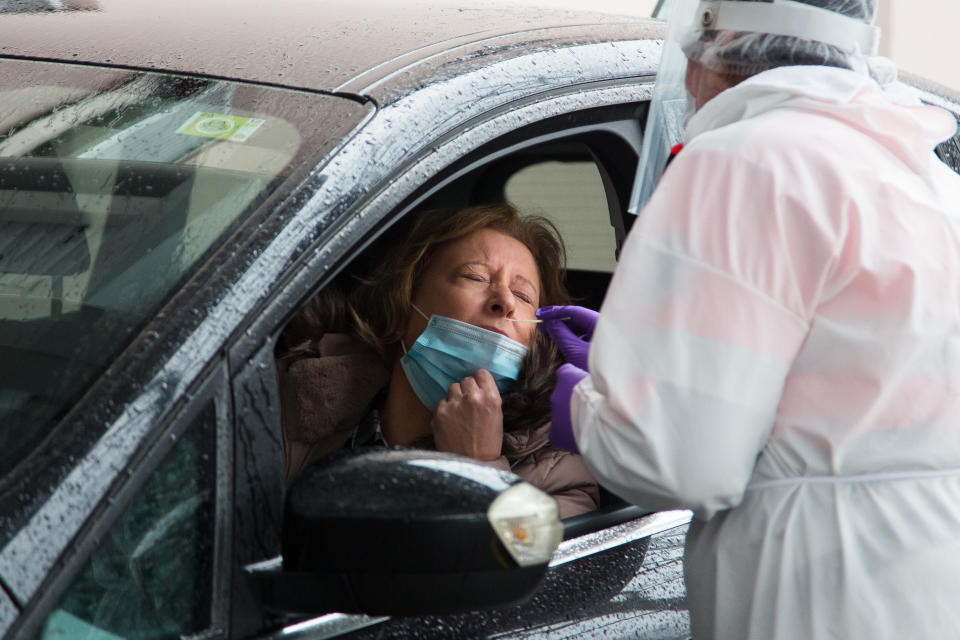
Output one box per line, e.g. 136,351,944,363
223,26,700,636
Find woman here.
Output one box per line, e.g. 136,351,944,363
277,203,600,518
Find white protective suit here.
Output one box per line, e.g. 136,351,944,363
572,64,960,639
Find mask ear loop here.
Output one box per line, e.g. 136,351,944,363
412,303,430,321
402,303,433,353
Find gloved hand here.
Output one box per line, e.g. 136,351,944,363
549,363,589,454
536,305,599,371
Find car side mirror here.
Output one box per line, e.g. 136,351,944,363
248,448,563,616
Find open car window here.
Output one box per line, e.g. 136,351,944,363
274,137,625,520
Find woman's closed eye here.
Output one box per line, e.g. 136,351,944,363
460,269,535,305
512,290,534,304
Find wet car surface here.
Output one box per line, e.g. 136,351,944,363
330,519,691,640
1,1,959,638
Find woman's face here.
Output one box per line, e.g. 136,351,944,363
406,227,541,347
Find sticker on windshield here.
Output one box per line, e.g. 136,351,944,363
176,112,265,142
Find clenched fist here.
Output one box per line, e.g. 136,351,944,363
431,368,503,462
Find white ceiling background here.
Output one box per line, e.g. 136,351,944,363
876,0,957,91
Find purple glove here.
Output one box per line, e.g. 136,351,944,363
536,305,599,371
549,363,589,454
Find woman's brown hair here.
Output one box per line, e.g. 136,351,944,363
350,203,570,356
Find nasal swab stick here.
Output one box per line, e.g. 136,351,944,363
506,316,572,323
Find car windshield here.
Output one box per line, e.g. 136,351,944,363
0,60,327,476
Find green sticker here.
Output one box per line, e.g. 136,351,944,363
176,111,265,142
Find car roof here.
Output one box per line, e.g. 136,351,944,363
0,0,654,94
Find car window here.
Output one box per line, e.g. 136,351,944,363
38,401,218,640
275,141,623,517
505,159,617,273
0,59,339,480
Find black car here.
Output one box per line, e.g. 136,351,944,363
1,1,958,638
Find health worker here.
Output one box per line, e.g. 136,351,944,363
537,0,960,638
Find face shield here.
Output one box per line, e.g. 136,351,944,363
629,0,881,214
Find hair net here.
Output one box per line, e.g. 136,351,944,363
683,0,879,78
629,0,886,215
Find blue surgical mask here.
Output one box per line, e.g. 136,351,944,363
400,305,529,411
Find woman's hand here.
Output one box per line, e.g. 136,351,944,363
432,369,504,462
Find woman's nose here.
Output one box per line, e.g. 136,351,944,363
488,284,515,316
